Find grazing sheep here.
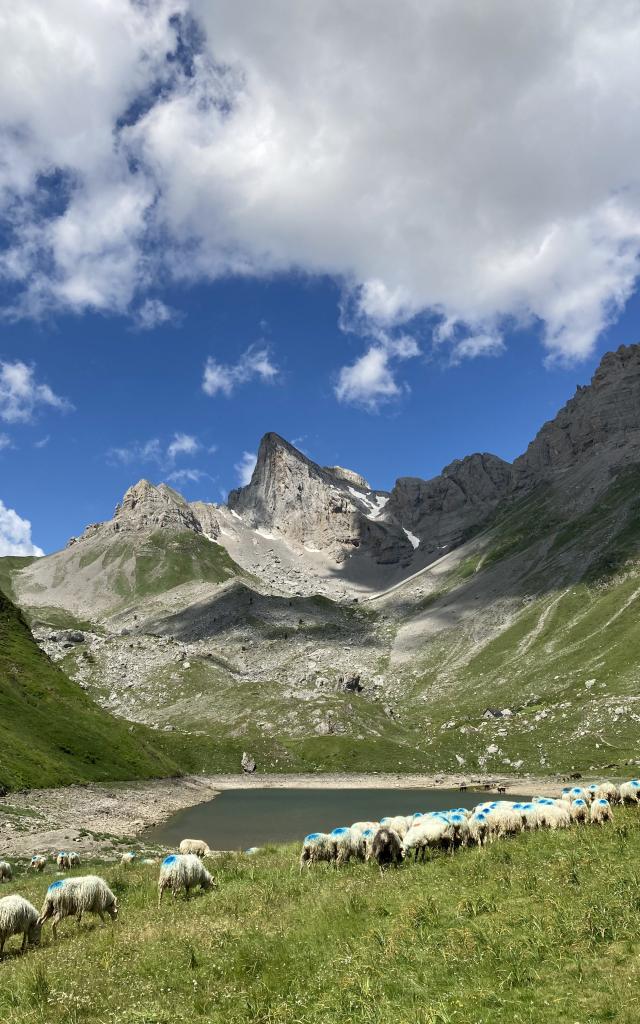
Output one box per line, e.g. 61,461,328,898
0,895,41,955
38,877,118,939
380,815,409,840
329,827,365,866
569,799,589,824
468,812,491,847
68,852,80,868
299,833,332,871
370,828,403,874
568,787,588,803
56,852,70,871
0,861,12,883
619,780,640,805
402,817,449,862
445,812,470,851
590,798,613,825
27,856,47,873
178,839,211,858
350,821,379,837
538,802,571,830
595,782,620,804
157,854,215,904
121,852,137,867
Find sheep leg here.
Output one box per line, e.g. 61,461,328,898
52,914,61,940
98,912,106,925
0,937,4,955
21,931,28,952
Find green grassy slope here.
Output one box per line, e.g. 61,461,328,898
0,590,246,790
395,466,640,773
2,807,640,1023
0,555,37,600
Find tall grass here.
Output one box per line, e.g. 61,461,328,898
2,808,640,1022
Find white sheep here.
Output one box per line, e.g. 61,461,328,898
121,852,137,867
350,821,379,837
157,854,215,904
379,816,409,840
0,895,41,955
467,812,491,847
329,827,365,866
402,817,449,861
619,780,640,805
569,798,589,824
0,861,12,883
38,876,118,939
595,782,619,804
538,802,571,830
299,833,332,870
445,812,470,851
590,798,613,825
68,852,80,868
178,839,211,858
56,852,70,870
27,855,47,873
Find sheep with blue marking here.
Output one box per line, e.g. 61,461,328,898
569,798,589,824
121,852,137,867
0,895,41,955
157,854,215,904
590,798,613,825
38,876,118,939
444,812,470,852
380,816,410,840
27,855,47,873
468,811,491,847
402,816,449,861
56,852,70,871
0,861,12,883
619,780,640,805
299,833,332,871
330,827,366,866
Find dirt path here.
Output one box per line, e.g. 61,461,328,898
0,771,571,858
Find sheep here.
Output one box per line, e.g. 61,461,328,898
468,812,491,847
178,839,211,858
568,786,588,803
27,855,47,873
569,798,589,824
329,827,365,866
402,817,449,862
379,816,409,840
0,895,41,955
538,802,571,830
68,852,80,868
157,854,215,904
121,852,137,867
619,780,640,805
38,876,118,939
590,798,613,825
370,828,403,874
299,833,332,871
56,852,70,870
0,861,12,883
595,782,620,804
350,821,379,837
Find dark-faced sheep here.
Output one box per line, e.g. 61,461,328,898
370,828,403,875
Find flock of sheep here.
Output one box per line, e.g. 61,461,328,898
1,779,639,957
300,779,640,874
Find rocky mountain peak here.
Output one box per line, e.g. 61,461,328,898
324,466,372,490
514,342,640,488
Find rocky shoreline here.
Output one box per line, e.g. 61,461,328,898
0,771,569,858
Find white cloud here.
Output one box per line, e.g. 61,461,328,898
134,298,177,330
450,333,506,365
34,435,50,448
166,432,199,460
0,361,71,423
0,499,43,556
335,329,420,410
234,451,256,486
165,467,207,484
203,346,278,397
0,434,11,451
1,2,640,365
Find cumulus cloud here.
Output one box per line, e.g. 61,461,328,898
1,1,640,368
0,434,11,450
0,360,71,423
234,451,257,486
0,499,43,556
335,330,420,410
165,467,207,484
108,433,201,468
203,346,278,397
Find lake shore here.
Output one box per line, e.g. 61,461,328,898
0,771,570,858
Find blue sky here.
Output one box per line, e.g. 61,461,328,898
2,275,637,554
1,2,639,554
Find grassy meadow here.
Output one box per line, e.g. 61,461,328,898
1,807,640,1023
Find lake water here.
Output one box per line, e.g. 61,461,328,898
143,787,522,851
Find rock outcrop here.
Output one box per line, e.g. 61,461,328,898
69,481,220,546
514,344,640,492
386,453,513,557
228,432,413,565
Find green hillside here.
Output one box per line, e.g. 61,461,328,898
0,589,243,791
